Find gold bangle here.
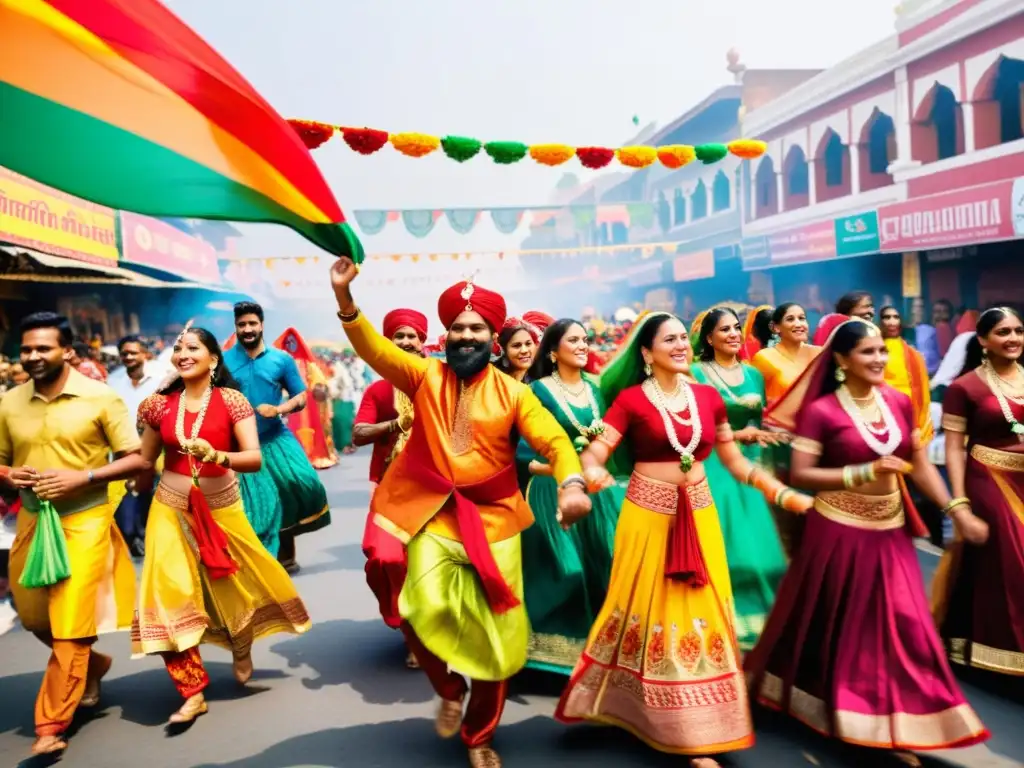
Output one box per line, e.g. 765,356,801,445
337,307,359,323
745,467,759,485
842,466,854,489
863,463,877,483
943,496,970,516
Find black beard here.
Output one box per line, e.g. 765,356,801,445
30,361,66,384
239,332,262,350
446,340,491,379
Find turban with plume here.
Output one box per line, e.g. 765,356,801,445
382,309,428,342
437,280,506,332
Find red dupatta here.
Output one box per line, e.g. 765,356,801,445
765,319,929,538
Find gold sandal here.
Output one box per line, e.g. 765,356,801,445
468,744,502,768
168,693,208,724
435,697,464,739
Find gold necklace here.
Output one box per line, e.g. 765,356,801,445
175,386,213,485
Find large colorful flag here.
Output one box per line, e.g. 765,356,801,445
0,0,363,261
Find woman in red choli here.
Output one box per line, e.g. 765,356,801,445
134,325,311,725
555,312,811,768
933,306,1024,676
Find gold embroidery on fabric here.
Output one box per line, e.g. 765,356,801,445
625,473,713,516
644,624,669,677
941,413,967,433
791,437,823,456
815,491,904,530
619,614,644,671
947,637,1024,673
527,632,586,668
677,628,702,672
705,630,728,669
387,389,414,467
450,381,476,455
587,608,623,664
971,444,1024,472
155,483,240,511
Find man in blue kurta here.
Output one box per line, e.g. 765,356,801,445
224,301,330,572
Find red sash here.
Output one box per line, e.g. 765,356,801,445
401,438,521,613
667,485,709,586
187,485,238,580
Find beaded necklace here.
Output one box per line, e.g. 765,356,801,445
642,375,701,472
548,372,605,451
982,360,1024,439
835,385,901,456
175,385,213,485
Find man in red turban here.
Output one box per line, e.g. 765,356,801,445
352,307,428,669
331,259,590,767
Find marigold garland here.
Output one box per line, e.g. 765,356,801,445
694,143,729,164
529,144,576,166
576,147,617,169
728,139,768,159
616,146,658,169
341,127,389,155
442,135,483,162
390,132,441,158
287,119,335,150
485,141,529,164
657,145,697,170
298,120,768,170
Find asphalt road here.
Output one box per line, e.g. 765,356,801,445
0,453,1021,768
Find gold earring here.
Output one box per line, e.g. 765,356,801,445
550,353,557,363
644,362,652,377
835,367,846,383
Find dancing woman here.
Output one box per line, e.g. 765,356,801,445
517,319,625,674
493,318,538,383
740,305,773,361
690,308,786,650
933,307,1024,675
750,303,819,406
134,325,310,724
879,306,933,444
555,312,810,766
745,319,989,761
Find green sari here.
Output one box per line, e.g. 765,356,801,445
690,361,786,650
516,377,625,674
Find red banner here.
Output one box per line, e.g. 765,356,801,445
120,213,220,283
878,178,1016,252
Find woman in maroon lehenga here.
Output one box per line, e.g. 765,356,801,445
744,319,990,763
933,306,1024,676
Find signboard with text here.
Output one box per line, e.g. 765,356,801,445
672,250,715,282
0,166,118,264
742,221,837,270
120,213,220,284
878,178,1018,251
834,211,880,256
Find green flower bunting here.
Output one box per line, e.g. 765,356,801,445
441,135,482,163
484,141,529,165
694,143,729,164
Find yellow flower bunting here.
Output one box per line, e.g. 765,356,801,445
390,132,441,157
289,120,767,170
616,146,658,169
529,144,576,166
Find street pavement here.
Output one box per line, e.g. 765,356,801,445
0,452,1022,768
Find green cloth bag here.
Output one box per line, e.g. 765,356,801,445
19,499,72,589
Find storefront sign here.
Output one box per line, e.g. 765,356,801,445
834,211,880,256
766,220,837,265
121,213,220,284
1012,177,1024,236
0,167,118,264
740,236,770,270
878,178,1017,251
672,250,715,282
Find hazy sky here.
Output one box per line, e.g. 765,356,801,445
164,0,903,330
167,0,901,259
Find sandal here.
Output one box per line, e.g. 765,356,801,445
435,696,464,739
168,693,208,725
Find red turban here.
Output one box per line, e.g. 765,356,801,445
522,311,554,331
382,308,428,341
437,280,506,331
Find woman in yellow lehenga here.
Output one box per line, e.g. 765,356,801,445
556,312,811,767
133,325,310,724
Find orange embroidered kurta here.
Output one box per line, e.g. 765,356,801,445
343,313,581,545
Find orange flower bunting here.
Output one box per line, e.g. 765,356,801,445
657,145,696,169
728,139,768,159
390,132,441,158
287,119,335,150
616,146,658,169
529,144,576,166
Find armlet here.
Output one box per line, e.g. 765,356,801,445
791,436,823,456
941,413,967,433
716,423,734,443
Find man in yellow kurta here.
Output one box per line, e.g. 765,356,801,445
330,258,590,768
0,312,147,756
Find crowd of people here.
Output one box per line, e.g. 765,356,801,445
0,262,1020,768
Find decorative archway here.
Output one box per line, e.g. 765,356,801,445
912,83,963,163
783,145,809,210
972,55,1024,150
814,129,849,203
754,155,778,218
